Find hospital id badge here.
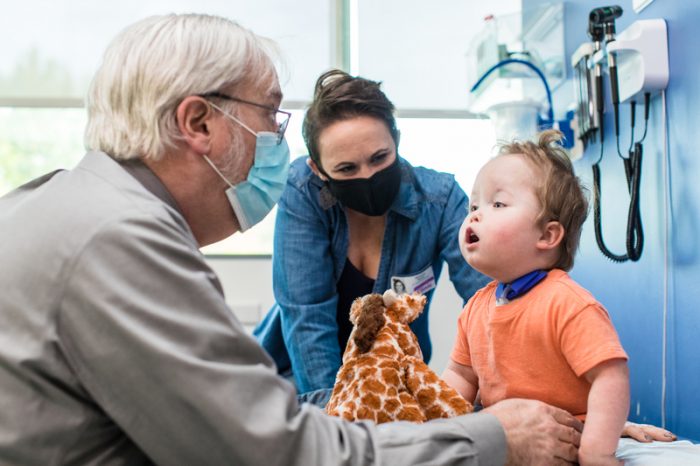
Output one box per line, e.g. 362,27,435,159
390,265,436,295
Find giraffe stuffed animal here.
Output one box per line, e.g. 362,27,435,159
325,290,472,423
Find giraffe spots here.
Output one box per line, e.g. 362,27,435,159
362,378,386,395
384,398,400,413
397,406,425,423
376,332,391,344
382,368,400,386
360,356,377,366
361,392,381,410
426,405,447,420
377,411,391,423
340,368,354,383
358,366,377,379
378,359,398,368
448,396,471,414
374,345,398,358
416,387,437,406
356,406,373,420
397,332,412,351
406,374,422,394
423,371,439,384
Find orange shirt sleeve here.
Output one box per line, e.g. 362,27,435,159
559,302,629,377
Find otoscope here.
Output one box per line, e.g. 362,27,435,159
590,6,623,147
587,18,605,144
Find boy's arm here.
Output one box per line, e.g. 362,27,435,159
441,359,479,403
579,358,630,465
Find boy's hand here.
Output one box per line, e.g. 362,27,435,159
622,422,676,442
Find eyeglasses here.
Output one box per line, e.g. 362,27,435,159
199,91,291,145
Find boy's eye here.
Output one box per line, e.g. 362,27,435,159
469,205,478,212
494,201,505,208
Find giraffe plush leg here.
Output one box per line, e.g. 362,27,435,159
404,357,473,420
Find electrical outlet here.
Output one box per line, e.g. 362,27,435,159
633,0,655,14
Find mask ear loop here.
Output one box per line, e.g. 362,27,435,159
202,154,236,189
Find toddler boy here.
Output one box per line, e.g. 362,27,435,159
443,130,629,466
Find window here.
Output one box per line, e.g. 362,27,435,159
0,108,86,195
0,1,332,104
1,0,511,255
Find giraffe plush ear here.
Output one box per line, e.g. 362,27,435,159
387,292,426,324
404,293,427,323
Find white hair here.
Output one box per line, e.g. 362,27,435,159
84,14,278,161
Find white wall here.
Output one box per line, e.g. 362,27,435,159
206,257,463,374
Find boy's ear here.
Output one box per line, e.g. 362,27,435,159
306,158,327,181
536,221,565,251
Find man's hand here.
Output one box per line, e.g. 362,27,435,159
621,422,676,442
484,398,583,466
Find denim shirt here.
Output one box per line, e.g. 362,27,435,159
254,156,488,394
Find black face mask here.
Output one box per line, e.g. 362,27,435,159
323,157,402,216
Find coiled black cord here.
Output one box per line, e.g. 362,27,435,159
591,93,649,262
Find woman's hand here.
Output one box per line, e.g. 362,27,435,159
621,422,677,442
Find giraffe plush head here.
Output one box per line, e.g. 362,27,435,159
325,290,472,423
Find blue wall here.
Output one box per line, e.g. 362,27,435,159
523,0,700,440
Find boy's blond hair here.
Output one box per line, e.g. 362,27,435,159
497,130,589,271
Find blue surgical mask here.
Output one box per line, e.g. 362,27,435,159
204,132,290,232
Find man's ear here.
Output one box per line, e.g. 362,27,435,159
537,221,565,251
306,157,327,181
176,96,214,155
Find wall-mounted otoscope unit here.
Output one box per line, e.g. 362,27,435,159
571,6,669,263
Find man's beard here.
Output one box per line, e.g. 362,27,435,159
219,122,251,186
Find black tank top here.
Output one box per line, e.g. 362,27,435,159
336,260,375,351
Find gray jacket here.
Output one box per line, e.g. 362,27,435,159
0,151,506,466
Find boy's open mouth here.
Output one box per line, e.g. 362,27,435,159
466,227,479,244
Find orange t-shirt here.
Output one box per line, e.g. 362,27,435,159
450,269,628,418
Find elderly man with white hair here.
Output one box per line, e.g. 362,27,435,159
0,13,586,465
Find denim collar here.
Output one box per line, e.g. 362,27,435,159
496,269,548,303
311,156,419,221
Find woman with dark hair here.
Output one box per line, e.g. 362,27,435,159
254,69,488,406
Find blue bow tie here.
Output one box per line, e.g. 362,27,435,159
496,270,548,302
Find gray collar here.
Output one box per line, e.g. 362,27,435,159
118,157,182,214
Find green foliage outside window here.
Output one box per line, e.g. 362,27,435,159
0,108,85,196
